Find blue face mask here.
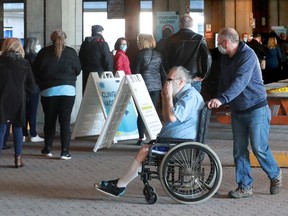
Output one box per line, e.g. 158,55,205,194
119,44,127,52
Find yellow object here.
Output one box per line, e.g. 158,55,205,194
267,86,288,93
250,151,288,167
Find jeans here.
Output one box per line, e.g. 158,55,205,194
23,91,40,137
231,105,280,189
0,123,23,156
41,96,75,154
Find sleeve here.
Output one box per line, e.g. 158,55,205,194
199,39,212,79
102,42,114,72
132,53,142,74
114,52,123,72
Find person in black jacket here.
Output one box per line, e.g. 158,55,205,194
0,38,35,168
34,30,81,160
79,25,114,94
133,33,166,145
166,14,212,93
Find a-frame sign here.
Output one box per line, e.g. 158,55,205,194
93,74,163,152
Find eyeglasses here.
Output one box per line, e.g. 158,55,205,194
166,78,182,82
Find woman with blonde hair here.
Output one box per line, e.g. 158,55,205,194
265,36,282,83
0,38,35,167
34,30,81,160
133,33,166,145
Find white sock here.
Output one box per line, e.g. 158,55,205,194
117,159,142,188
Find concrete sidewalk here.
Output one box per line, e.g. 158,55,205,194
0,116,287,216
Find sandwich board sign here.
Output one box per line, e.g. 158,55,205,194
93,74,163,152
71,72,139,141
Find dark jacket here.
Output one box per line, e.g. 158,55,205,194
79,34,114,91
33,45,81,91
133,49,166,92
166,29,212,79
0,52,35,126
247,39,267,62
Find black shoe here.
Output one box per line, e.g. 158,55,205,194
60,153,71,160
2,144,11,150
136,139,144,146
94,179,126,197
41,149,53,157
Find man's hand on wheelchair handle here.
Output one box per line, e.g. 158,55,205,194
208,98,222,109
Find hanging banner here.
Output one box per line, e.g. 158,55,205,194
107,0,124,19
156,11,179,41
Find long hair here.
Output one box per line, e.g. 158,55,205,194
50,30,66,58
1,38,25,58
267,37,277,49
137,33,156,50
24,37,38,55
114,37,127,51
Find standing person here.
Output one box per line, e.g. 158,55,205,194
79,25,113,93
241,32,249,43
34,30,81,160
166,14,211,93
0,38,35,168
265,37,282,83
113,37,131,75
22,37,44,142
133,33,166,146
94,66,204,197
208,27,282,198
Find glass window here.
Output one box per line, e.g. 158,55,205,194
3,2,24,43
190,0,204,35
83,1,125,51
140,0,152,34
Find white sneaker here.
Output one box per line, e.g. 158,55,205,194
30,135,44,142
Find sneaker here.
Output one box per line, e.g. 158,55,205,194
30,135,44,142
228,187,253,198
270,169,282,195
136,139,144,146
60,153,71,160
41,149,53,157
94,179,126,197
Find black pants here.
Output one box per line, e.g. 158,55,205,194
41,96,75,154
137,90,160,139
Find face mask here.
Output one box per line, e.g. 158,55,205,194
119,44,127,52
243,37,248,43
35,44,41,53
218,44,227,55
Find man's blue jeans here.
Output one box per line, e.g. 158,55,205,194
231,105,280,189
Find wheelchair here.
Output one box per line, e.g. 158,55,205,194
139,105,223,204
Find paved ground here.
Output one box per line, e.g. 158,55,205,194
0,115,287,216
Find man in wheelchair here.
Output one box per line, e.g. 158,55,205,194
95,66,205,197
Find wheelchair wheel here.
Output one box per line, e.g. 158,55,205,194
144,188,158,204
159,142,222,204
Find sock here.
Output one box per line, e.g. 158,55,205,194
117,159,142,188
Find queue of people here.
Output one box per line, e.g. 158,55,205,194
0,14,283,200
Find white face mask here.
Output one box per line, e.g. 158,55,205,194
35,44,41,53
243,37,248,43
218,44,227,55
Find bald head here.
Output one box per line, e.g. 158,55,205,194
219,27,240,44
180,15,193,29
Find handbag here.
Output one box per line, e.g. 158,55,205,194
260,57,266,70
